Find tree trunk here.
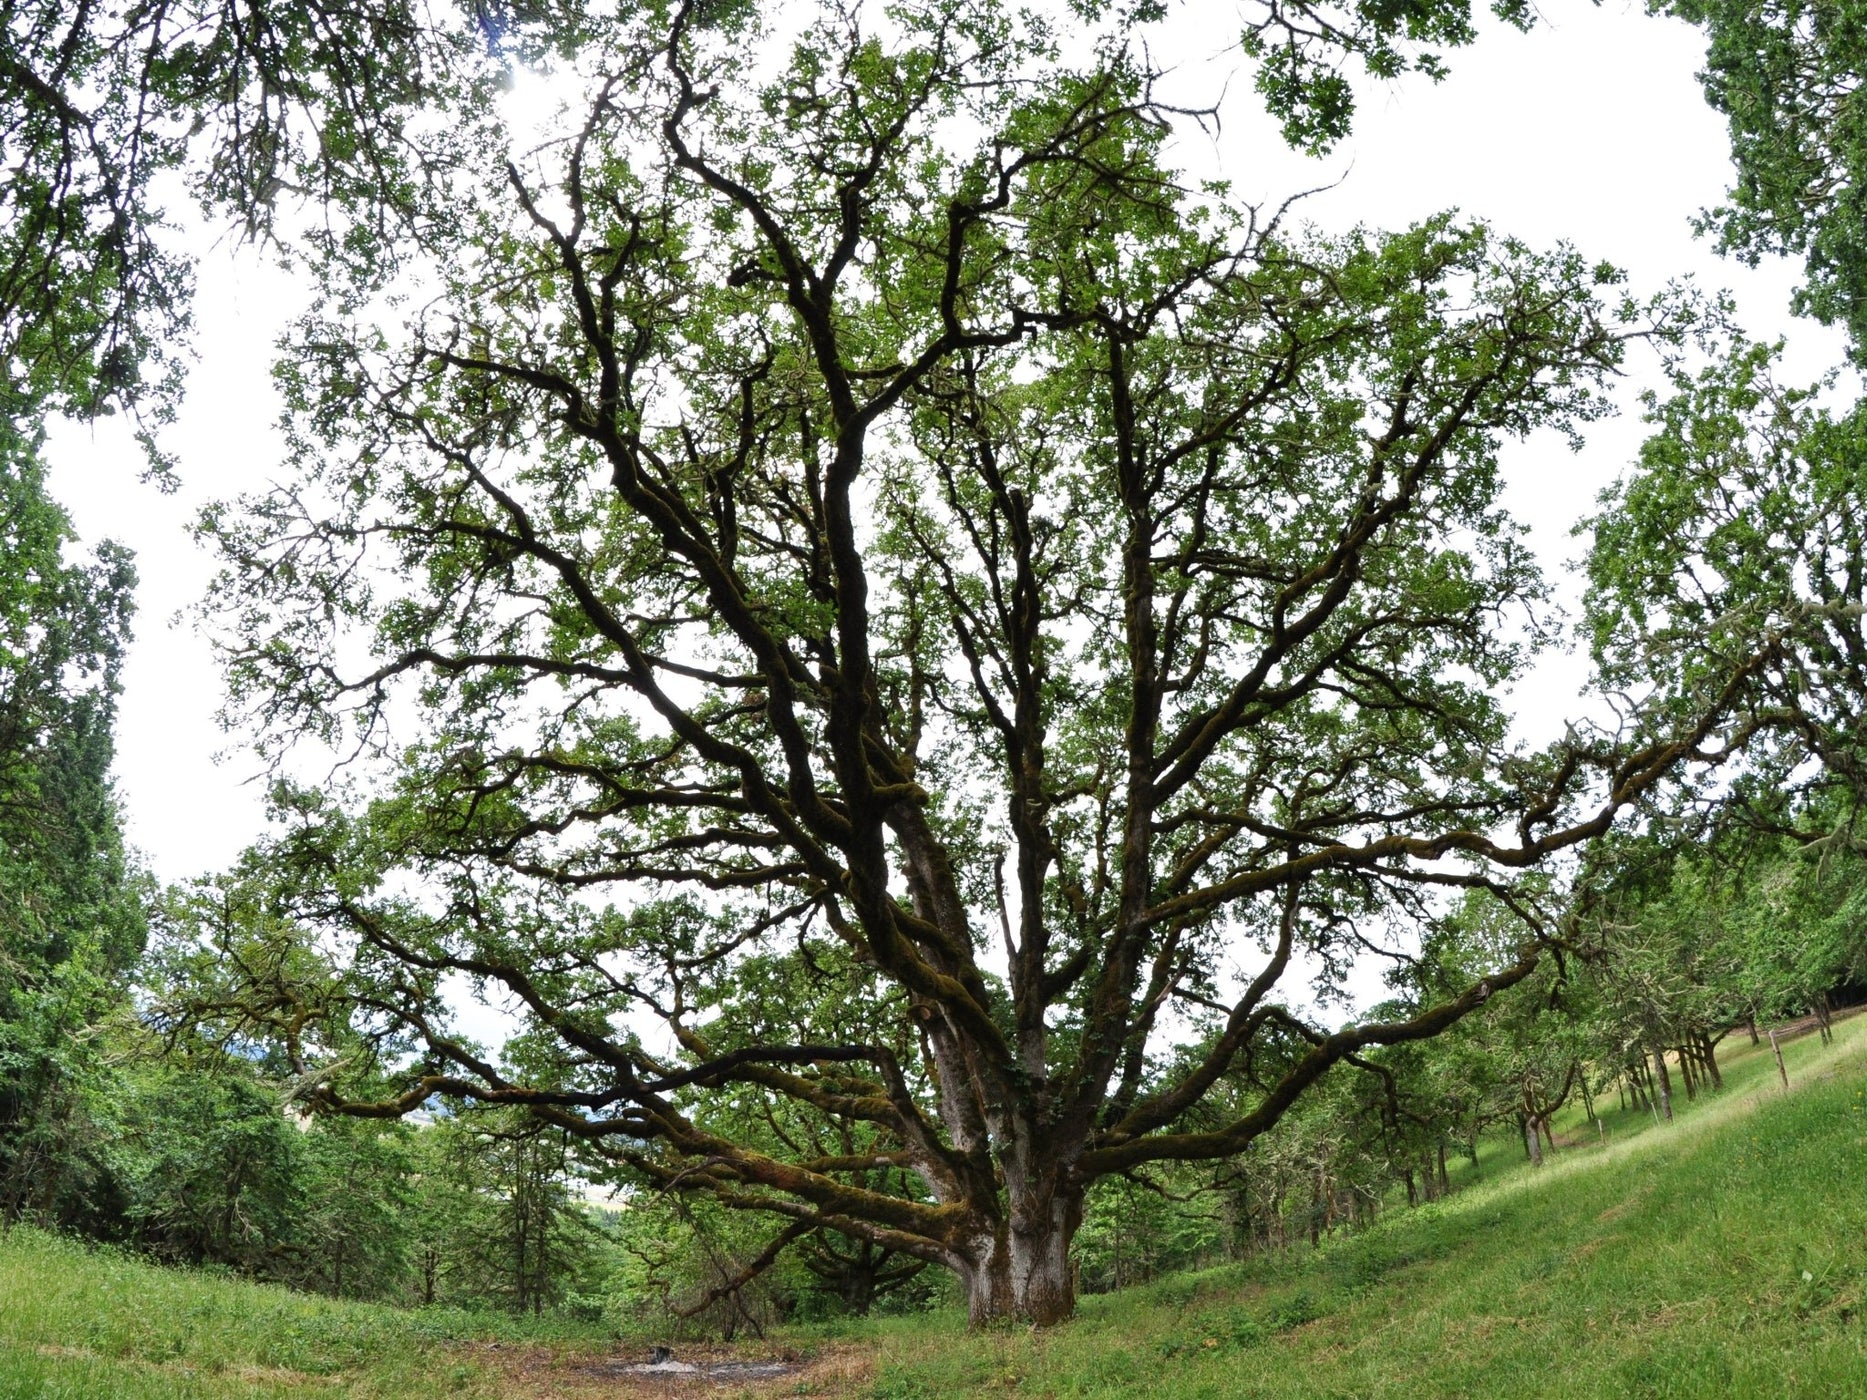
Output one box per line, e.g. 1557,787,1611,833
1699,1033,1722,1090
1747,1015,1760,1047
1679,1047,1697,1101
1524,1118,1544,1168
1650,1046,1673,1122
841,1261,876,1316
959,1191,1081,1328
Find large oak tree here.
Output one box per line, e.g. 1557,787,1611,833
191,0,1784,1324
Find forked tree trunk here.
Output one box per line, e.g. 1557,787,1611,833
958,1188,1082,1327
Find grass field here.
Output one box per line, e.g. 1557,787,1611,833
0,1227,531,1399
4,1016,1864,1398
865,1015,1867,1400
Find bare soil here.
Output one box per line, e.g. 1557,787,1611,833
475,1339,875,1398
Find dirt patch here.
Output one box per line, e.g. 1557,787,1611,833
479,1341,875,1398
1647,1296,1717,1330
1594,1194,1647,1224
1453,1315,1529,1346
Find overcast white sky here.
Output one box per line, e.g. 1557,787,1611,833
42,0,1854,898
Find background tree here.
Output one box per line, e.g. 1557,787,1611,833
0,414,142,1223
1587,339,1867,893
0,0,492,427
1666,0,1867,356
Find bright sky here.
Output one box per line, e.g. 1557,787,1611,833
43,1,1854,901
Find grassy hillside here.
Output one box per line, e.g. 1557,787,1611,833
3,1017,1863,1398
868,1016,1867,1399
0,1229,599,1399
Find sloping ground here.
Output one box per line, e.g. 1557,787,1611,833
866,1018,1867,1399
2,1018,1863,1399
0,1230,583,1400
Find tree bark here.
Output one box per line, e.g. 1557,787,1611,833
958,1188,1081,1328
1649,1046,1673,1122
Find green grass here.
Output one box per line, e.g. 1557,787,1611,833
0,1228,592,1398
864,1017,1867,1399
4,1019,1863,1398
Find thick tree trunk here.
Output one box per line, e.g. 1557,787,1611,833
1524,1117,1544,1168
959,1191,1081,1327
